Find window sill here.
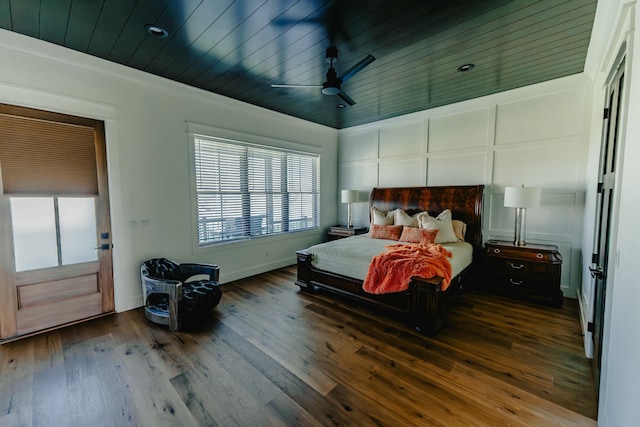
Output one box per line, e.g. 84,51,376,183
192,228,323,255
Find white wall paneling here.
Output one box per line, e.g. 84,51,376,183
492,140,582,189
379,121,425,158
426,152,487,186
379,158,426,188
495,87,585,145
338,129,378,161
429,107,491,152
338,75,592,298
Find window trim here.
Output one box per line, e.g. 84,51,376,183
187,123,322,253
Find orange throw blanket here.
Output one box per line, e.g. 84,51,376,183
363,244,453,294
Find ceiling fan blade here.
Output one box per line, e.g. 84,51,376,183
340,54,375,83
271,84,322,88
337,90,356,106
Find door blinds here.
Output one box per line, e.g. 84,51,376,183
0,104,99,195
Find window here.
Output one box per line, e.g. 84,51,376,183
10,197,98,271
193,135,319,246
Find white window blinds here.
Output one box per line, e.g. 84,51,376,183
194,136,319,245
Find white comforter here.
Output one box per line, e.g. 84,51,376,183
306,234,473,281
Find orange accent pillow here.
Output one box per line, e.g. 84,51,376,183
399,227,439,245
369,224,403,241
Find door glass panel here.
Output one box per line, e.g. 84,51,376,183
59,197,98,265
10,197,58,272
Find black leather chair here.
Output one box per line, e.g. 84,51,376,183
140,258,222,331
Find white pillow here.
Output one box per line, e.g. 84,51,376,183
452,220,467,242
394,209,429,228
418,209,458,244
371,206,394,225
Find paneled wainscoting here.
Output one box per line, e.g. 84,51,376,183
0,266,596,426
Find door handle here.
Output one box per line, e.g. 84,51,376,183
589,265,604,279
95,243,112,250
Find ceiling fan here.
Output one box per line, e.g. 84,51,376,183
271,46,375,106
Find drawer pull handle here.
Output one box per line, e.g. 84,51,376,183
509,279,523,285
536,253,544,259
509,263,524,270
493,249,501,254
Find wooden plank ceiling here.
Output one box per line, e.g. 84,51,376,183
0,0,597,129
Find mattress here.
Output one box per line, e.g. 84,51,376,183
306,233,473,281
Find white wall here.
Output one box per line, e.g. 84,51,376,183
0,30,338,313
582,0,640,425
338,75,592,298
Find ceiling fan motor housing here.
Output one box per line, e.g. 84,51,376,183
325,46,338,62
322,67,341,95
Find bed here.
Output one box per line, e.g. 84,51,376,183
295,185,484,335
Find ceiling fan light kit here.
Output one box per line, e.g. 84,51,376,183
272,46,375,106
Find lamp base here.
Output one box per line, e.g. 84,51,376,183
513,207,527,246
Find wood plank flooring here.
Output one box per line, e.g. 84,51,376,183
0,266,597,426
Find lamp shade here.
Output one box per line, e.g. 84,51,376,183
504,186,541,208
341,189,359,203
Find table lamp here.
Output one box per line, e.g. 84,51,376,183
341,189,359,228
504,185,541,246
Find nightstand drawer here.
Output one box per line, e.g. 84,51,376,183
487,274,551,297
484,257,551,280
485,245,559,263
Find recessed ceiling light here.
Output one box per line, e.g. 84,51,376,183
337,104,345,109
145,24,168,38
457,63,475,72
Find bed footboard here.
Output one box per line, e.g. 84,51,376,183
295,249,317,293
295,249,461,335
408,272,464,335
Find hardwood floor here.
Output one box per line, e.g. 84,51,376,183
0,266,597,426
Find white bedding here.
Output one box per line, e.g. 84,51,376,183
306,233,473,281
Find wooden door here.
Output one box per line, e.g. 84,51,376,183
0,105,113,340
589,59,625,397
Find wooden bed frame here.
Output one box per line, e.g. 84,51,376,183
295,185,484,335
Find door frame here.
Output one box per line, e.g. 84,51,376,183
587,41,631,404
590,55,626,400
0,105,114,340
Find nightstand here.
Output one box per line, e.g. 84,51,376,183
482,240,563,307
327,225,368,241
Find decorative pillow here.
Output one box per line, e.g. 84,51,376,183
399,227,439,245
394,209,429,228
418,209,458,244
369,224,403,240
452,220,467,242
371,206,395,225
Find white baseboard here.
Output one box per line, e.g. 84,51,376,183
116,294,143,313
218,257,296,284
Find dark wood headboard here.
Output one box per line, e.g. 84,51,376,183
369,185,485,251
